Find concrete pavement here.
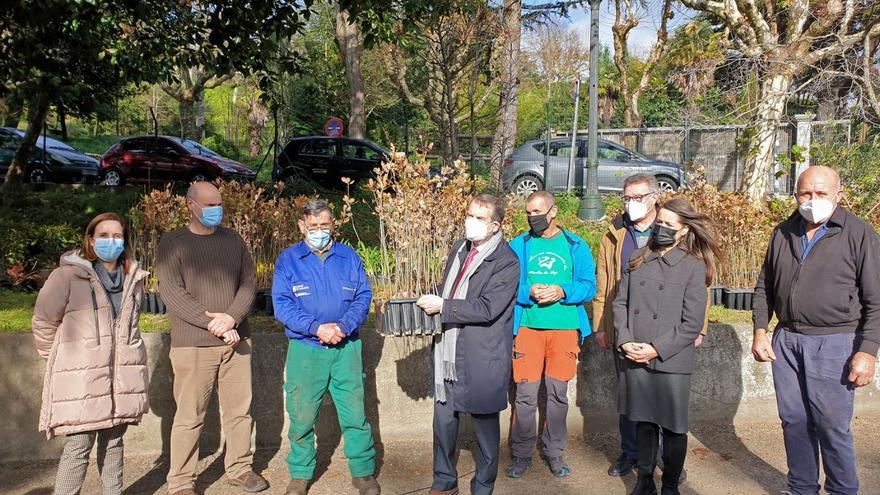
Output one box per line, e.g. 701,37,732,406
3,416,879,495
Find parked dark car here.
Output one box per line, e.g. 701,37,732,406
500,138,687,196
100,135,256,186
0,128,101,183
272,136,391,187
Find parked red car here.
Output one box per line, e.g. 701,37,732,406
100,135,256,186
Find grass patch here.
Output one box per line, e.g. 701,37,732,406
708,305,752,325
0,289,37,333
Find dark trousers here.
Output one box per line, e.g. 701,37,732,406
433,382,501,495
615,352,639,460
772,329,859,495
635,422,687,494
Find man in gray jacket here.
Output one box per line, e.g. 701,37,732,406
752,165,879,495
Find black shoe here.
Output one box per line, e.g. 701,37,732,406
505,456,532,479
629,475,658,495
608,453,637,477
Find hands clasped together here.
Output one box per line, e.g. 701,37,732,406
620,342,659,364
530,284,564,305
205,311,240,346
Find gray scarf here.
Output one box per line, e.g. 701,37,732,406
93,261,125,321
433,231,504,404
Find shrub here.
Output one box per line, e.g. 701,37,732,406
202,134,244,162
129,181,308,290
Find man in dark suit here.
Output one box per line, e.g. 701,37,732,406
417,193,520,495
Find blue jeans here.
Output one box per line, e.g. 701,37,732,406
772,329,859,495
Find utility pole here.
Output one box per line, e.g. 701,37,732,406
566,78,580,192
578,0,605,221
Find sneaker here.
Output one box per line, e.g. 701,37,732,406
543,455,572,478
505,456,532,479
227,471,269,493
608,453,637,476
352,476,381,495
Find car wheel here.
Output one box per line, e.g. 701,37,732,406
656,175,679,193
28,168,47,183
513,174,543,196
103,168,124,186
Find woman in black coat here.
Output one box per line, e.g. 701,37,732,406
612,198,723,495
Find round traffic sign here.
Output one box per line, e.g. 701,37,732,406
324,117,345,138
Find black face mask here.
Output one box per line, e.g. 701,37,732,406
651,224,680,247
528,212,550,237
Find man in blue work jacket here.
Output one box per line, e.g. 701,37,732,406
272,199,379,495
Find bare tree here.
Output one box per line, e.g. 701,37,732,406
383,4,498,162
681,0,880,201
488,0,523,185
161,65,232,141
612,0,674,132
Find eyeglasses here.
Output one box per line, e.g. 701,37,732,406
623,193,655,203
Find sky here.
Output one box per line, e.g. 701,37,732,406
543,0,697,59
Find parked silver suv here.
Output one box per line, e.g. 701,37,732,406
500,138,686,195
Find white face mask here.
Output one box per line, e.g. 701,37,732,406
798,198,835,224
465,217,490,242
625,201,649,222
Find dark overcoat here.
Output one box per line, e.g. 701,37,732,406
439,238,520,414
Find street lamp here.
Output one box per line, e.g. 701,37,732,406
578,0,606,221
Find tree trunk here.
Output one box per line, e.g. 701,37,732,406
739,72,793,202
3,92,24,128
58,103,68,141
2,89,50,193
489,0,522,186
335,9,366,139
179,92,206,141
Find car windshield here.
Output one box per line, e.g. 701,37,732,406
376,144,391,155
179,139,221,158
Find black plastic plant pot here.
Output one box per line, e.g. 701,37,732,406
722,288,754,311
142,292,158,314
709,286,725,306
157,295,167,315
380,298,442,336
264,292,274,315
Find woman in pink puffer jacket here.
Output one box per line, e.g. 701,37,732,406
32,212,149,495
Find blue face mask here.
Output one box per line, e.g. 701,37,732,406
307,229,331,250
94,238,125,262
199,205,223,228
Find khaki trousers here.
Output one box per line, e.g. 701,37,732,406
166,339,254,493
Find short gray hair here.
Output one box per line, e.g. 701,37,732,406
623,174,659,193
301,198,332,219
471,193,506,223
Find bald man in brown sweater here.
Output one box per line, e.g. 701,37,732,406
157,182,267,495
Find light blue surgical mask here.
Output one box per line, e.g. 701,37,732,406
307,229,331,250
198,205,223,228
94,238,125,262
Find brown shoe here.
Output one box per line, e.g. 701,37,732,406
353,476,381,495
428,487,459,495
286,478,310,495
227,470,269,493
169,490,196,495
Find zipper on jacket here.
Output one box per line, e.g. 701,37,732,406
90,287,101,345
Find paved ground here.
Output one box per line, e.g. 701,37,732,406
3,417,879,495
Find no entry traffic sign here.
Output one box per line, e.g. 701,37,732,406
324,117,345,138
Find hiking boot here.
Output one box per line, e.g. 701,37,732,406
352,476,381,495
629,475,658,495
543,455,572,478
227,470,269,492
608,453,637,476
505,456,533,478
286,478,310,495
